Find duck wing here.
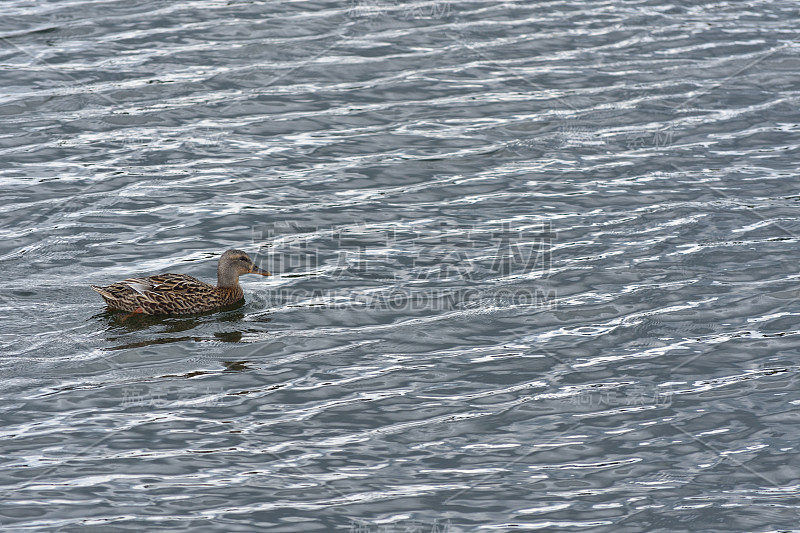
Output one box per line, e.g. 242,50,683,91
121,274,212,295
95,274,210,297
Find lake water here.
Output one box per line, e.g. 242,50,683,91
2,0,800,531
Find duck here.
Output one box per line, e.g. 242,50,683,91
91,249,270,315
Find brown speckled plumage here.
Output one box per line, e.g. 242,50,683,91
91,250,269,315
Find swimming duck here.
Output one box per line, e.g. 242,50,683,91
91,249,270,315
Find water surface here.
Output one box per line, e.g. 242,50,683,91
2,0,800,531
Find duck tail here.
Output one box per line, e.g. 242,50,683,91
90,285,114,299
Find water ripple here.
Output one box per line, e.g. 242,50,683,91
2,0,800,531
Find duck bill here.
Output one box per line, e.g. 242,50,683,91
249,265,271,276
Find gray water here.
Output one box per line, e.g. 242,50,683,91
2,0,800,531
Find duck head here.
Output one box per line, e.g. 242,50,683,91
217,249,270,288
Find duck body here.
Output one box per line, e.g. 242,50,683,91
91,273,244,315
91,250,269,316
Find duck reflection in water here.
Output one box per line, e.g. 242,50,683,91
94,301,271,351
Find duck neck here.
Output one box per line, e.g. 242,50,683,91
217,266,241,289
